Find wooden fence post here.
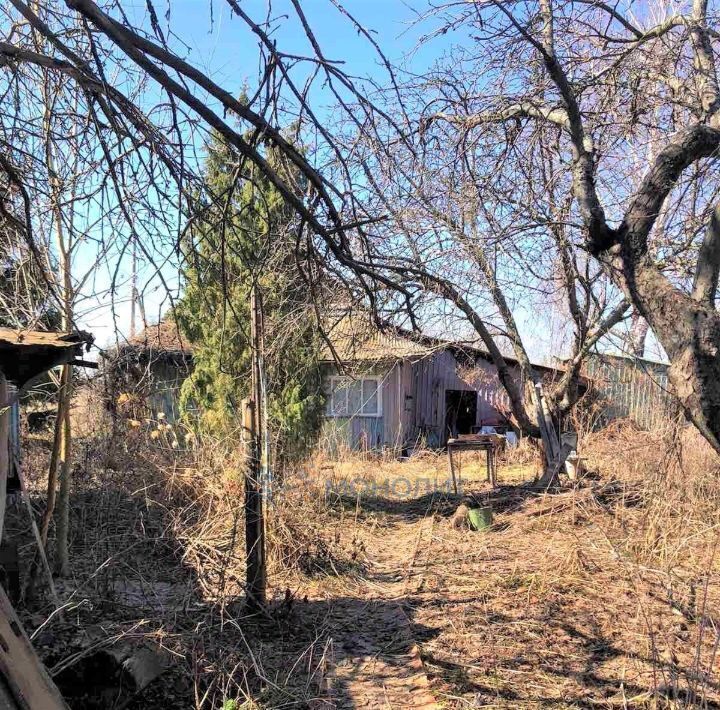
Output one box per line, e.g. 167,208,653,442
244,285,266,611
0,373,9,547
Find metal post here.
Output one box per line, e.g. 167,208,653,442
245,284,266,611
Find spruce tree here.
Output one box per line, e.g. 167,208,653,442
175,128,324,466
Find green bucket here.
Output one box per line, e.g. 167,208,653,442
468,506,493,531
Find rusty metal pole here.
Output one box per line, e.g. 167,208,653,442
245,283,266,611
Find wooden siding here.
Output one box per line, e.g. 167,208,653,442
320,362,399,452
320,417,385,454
320,352,516,451
144,361,189,422
409,351,512,447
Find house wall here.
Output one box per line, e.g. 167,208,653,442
107,355,191,424
145,360,189,422
409,351,512,447
320,351,518,452
320,361,402,452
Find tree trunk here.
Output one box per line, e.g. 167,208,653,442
629,311,649,358
622,258,720,452
53,364,73,576
39,392,66,546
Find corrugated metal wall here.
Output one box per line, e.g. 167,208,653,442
585,355,676,429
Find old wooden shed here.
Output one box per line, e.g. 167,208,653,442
109,315,567,453
320,314,562,452
102,320,193,422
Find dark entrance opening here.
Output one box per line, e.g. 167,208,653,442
445,389,477,442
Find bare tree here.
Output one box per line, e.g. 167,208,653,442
377,0,720,453
346,68,630,442
4,0,720,458
0,0,410,583
0,0,416,320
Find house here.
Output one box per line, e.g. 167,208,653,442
102,320,192,423
111,315,566,451
320,313,563,452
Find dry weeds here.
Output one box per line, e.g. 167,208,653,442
411,420,720,708
10,402,720,708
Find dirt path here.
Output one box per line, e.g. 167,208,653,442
318,508,439,709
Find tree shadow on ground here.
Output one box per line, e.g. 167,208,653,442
276,595,441,709
5,484,201,709
6,482,443,709
327,480,552,523
10,465,695,709
327,489,462,522
422,608,720,708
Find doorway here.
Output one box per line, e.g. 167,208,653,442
445,389,477,442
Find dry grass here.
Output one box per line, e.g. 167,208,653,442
13,399,720,709
17,415,357,708
308,445,534,500
410,420,720,708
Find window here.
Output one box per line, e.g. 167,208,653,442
328,376,382,417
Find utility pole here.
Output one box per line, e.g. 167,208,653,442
244,283,266,611
130,241,137,339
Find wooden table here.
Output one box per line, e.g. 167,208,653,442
447,434,503,493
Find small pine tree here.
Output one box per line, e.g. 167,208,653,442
175,127,324,466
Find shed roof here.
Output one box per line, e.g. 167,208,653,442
0,328,93,386
320,312,561,373
321,313,435,362
125,319,191,354
105,319,192,366
121,312,562,374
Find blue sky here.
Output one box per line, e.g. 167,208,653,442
162,1,442,79
76,1,663,362
82,0,459,349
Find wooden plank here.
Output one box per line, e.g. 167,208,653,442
447,448,458,494
0,586,67,708
534,384,557,466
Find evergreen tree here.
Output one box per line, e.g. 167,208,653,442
175,128,324,466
